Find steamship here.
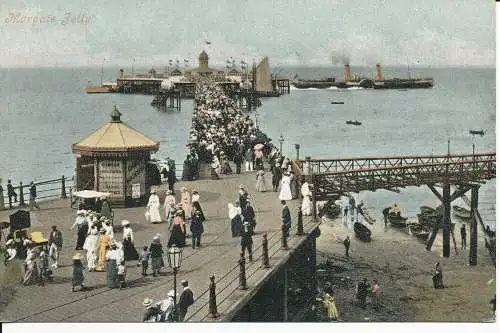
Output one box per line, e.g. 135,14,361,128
292,64,374,89
373,63,434,89
292,63,433,90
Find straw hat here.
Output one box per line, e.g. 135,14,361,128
239,184,245,189
150,188,157,194
72,253,83,260
166,190,173,195
77,210,85,216
153,234,161,241
121,220,130,226
142,298,153,308
167,290,176,297
99,216,107,221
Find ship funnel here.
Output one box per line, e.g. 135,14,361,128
375,63,382,81
344,64,352,82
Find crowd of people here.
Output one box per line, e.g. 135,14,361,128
187,80,276,178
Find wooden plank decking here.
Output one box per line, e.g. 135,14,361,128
0,167,314,322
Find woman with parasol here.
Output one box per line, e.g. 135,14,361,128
253,143,265,170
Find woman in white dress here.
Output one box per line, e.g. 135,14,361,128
300,182,312,216
255,170,267,192
83,226,99,271
146,188,162,224
278,173,293,201
163,190,176,223
180,187,192,219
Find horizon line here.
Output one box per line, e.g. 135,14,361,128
0,64,495,70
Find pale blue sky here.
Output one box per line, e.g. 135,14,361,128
0,0,495,67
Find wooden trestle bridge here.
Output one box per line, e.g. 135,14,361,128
293,152,496,264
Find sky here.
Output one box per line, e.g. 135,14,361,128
0,0,495,68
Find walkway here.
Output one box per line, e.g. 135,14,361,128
0,167,315,322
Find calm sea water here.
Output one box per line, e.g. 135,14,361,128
0,66,496,227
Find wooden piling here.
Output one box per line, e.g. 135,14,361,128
442,183,451,258
469,186,479,265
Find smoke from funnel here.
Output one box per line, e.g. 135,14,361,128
330,52,350,65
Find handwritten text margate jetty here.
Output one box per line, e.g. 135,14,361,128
4,11,91,25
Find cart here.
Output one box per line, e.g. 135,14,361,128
72,190,115,230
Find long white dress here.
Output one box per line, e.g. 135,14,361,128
163,194,176,221
255,170,267,192
301,182,312,216
83,229,99,270
181,190,192,217
278,175,293,201
146,194,162,223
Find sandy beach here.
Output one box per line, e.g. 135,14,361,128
316,204,496,323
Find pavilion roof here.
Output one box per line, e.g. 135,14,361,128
72,106,159,153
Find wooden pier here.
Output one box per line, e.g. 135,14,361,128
293,152,496,262
0,167,318,322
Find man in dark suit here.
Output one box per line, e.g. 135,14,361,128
178,280,194,322
271,163,282,192
242,201,256,235
48,225,63,268
281,200,291,237
29,181,40,210
7,179,17,208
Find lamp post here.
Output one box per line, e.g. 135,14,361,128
279,134,285,156
168,245,183,322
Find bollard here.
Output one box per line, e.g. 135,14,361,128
262,234,270,268
297,207,305,236
238,253,248,290
208,275,220,318
0,183,5,210
19,182,25,207
281,225,289,250
61,175,67,199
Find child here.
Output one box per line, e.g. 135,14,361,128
139,246,150,276
39,249,51,286
117,260,127,289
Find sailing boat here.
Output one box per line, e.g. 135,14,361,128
85,61,115,93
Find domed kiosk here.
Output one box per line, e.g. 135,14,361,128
71,106,160,207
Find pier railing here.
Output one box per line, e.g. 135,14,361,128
0,175,74,210
299,152,496,174
0,164,188,210
185,215,318,322
308,153,496,198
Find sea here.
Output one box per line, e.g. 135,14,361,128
0,66,496,228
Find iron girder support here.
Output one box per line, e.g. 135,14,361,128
469,185,479,266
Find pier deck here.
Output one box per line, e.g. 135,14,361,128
0,168,314,322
